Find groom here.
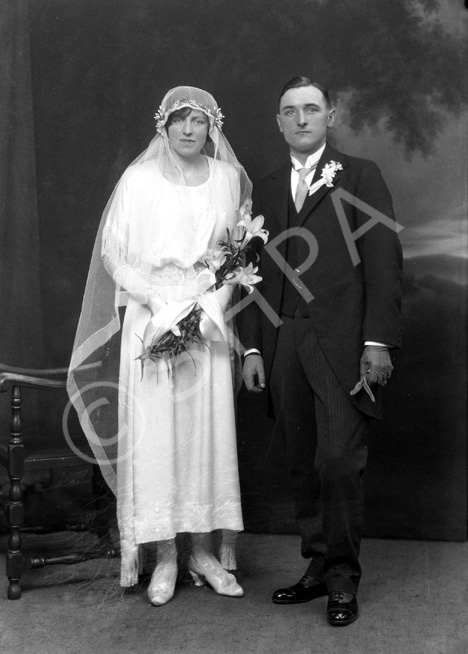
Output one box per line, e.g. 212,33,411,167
239,77,402,625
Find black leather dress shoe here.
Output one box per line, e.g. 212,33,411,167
326,591,358,626
272,576,328,604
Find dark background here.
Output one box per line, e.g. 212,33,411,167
1,0,467,540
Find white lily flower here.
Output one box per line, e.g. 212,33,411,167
224,263,262,294
237,213,269,245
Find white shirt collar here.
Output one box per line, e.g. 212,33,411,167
290,143,327,172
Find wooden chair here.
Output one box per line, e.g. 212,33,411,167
0,364,119,599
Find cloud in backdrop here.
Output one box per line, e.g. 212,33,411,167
336,106,468,271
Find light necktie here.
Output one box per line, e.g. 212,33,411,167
294,167,312,213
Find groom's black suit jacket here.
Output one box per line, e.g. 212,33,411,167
239,143,403,419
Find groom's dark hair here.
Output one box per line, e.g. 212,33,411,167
278,76,331,109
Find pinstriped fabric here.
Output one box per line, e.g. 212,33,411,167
269,312,369,594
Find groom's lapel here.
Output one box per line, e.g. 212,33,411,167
298,143,344,226
268,163,291,232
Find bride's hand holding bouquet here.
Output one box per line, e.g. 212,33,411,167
137,200,268,376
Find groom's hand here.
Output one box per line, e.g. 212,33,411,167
360,345,393,387
243,354,266,392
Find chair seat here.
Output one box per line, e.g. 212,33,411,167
0,430,95,470
0,362,118,599
0,444,92,470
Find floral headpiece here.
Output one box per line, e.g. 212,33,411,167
154,98,224,133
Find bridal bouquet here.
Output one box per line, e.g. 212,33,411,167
137,200,268,373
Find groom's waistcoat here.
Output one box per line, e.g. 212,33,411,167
279,190,313,318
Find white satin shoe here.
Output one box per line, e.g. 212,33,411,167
147,560,178,606
188,554,244,598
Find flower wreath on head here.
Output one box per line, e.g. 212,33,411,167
154,99,225,133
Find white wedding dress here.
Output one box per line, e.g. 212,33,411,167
102,157,244,579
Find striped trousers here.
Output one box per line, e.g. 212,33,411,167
269,311,369,594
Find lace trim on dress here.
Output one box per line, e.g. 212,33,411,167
145,262,206,286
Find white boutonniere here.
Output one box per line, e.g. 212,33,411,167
308,160,343,196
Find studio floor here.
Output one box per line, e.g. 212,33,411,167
0,532,467,654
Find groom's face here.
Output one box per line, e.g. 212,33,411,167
277,85,335,158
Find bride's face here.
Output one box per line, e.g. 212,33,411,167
167,109,210,159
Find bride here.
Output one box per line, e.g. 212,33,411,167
67,86,252,606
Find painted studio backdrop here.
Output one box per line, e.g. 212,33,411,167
1,0,467,541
